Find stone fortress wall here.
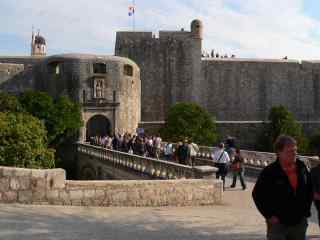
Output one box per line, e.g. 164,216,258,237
116,20,320,145
202,59,320,121
0,57,42,93
0,166,222,207
115,19,203,121
0,54,141,139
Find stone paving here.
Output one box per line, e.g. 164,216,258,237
0,177,319,240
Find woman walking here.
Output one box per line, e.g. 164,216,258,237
230,148,246,190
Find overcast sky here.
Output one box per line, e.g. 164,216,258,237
1,0,320,59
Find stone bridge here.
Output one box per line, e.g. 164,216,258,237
77,142,319,181
76,143,215,180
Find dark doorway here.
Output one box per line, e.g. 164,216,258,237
86,115,111,141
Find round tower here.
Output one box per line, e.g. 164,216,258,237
191,19,203,39
31,30,46,56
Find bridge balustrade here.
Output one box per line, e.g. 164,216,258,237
77,143,206,179
160,143,319,169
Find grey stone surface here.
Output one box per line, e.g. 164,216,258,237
0,166,222,207
0,178,318,240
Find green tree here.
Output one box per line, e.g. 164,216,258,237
0,92,21,112
0,112,55,168
19,91,82,147
18,90,54,122
49,95,83,146
262,105,308,153
160,102,217,145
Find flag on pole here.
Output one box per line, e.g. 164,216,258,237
128,5,135,16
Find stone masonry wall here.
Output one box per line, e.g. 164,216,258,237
115,29,202,121
202,59,320,121
0,166,222,207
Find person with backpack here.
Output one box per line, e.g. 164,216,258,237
230,148,246,190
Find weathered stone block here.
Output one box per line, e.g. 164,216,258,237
15,168,32,177
95,190,105,199
0,178,10,192
46,190,59,200
110,191,127,202
31,169,46,178
10,178,20,190
2,191,18,202
46,169,66,190
18,190,32,203
31,178,46,191
2,167,16,177
59,190,69,201
32,190,46,201
84,190,95,199
69,190,83,200
18,177,31,190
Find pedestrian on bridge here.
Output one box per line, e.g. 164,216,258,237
230,148,246,190
252,135,312,240
211,143,230,191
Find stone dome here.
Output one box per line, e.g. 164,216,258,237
34,35,46,45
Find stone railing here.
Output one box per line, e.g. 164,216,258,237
160,143,319,169
0,166,222,207
77,143,216,180
193,145,318,168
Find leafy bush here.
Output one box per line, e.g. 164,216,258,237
260,105,308,153
0,92,21,112
160,102,217,145
0,112,55,168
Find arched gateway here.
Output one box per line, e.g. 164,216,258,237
86,115,111,141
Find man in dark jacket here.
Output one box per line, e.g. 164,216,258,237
252,135,312,240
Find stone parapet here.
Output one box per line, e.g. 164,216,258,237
0,166,222,207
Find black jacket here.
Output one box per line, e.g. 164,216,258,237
252,159,312,226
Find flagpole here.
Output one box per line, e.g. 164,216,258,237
133,0,135,32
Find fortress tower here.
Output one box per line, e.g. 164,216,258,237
115,19,204,121
31,29,46,56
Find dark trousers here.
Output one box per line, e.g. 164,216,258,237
267,218,308,240
215,163,227,190
315,200,320,228
231,170,246,189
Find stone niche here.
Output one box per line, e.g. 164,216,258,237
92,77,105,99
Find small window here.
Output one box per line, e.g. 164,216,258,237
48,62,60,75
93,63,107,74
124,64,133,76
82,89,86,103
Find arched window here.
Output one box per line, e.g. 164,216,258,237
93,63,107,74
124,64,133,76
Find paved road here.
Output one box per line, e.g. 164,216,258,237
0,178,319,240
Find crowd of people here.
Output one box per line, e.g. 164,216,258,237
89,134,201,166
89,133,163,159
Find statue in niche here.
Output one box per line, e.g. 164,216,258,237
94,79,104,99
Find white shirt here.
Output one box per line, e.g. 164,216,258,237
212,149,230,164
164,143,173,155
